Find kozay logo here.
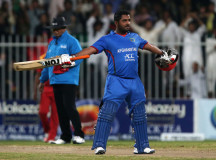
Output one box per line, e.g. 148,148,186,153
145,102,186,118
0,101,38,114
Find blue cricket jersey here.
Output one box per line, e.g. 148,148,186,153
91,31,148,78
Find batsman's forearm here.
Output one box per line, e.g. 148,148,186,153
75,47,97,57
144,43,163,55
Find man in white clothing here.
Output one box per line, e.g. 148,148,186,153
154,10,181,49
130,10,165,46
86,12,110,98
206,27,216,97
179,13,206,79
178,62,207,99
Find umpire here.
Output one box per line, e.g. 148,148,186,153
39,17,85,144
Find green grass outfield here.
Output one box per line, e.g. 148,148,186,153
0,140,216,160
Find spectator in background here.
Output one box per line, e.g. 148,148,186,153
100,0,123,13
179,13,206,79
58,0,83,35
35,13,51,37
0,0,12,9
0,16,8,35
14,1,30,35
26,0,48,7
58,0,76,26
29,13,51,63
154,9,181,95
198,4,208,25
86,9,110,49
48,0,64,21
130,10,165,47
27,0,44,35
134,5,152,25
0,1,15,35
126,0,139,10
206,26,216,98
159,0,180,22
86,8,109,97
104,3,114,23
150,2,163,22
178,61,207,99
76,0,97,34
155,10,181,49
76,0,95,18
206,2,216,36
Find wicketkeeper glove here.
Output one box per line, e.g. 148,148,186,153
60,54,76,68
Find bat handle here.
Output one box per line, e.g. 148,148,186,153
70,55,90,61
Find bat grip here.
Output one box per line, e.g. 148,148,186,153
70,55,90,61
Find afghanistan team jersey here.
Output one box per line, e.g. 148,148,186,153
91,31,148,79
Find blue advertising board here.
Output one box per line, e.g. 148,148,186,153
145,100,194,140
0,99,194,140
0,100,44,140
76,99,194,140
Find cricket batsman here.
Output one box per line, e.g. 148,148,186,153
72,10,173,154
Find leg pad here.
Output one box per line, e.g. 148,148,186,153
92,101,118,150
132,101,149,153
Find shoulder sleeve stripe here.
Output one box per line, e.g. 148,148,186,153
142,42,148,49
90,46,99,54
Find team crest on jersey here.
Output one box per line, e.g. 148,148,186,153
130,38,135,42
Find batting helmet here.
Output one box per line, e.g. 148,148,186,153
155,49,178,71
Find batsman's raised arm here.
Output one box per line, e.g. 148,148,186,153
143,43,163,55
75,46,97,57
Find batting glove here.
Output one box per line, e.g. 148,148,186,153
160,50,172,64
60,54,76,68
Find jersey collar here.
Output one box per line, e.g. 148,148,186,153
110,30,130,37
116,32,127,37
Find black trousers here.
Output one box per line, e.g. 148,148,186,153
53,84,84,142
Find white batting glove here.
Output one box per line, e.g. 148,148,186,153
160,50,172,64
60,54,75,68
70,55,76,67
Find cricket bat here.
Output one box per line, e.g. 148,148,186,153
13,55,90,71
